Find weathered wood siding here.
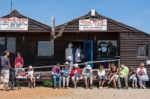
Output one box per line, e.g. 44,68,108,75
120,32,150,74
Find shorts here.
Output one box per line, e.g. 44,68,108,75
1,69,10,83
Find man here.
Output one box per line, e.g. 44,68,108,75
75,45,82,63
119,64,129,89
52,63,62,89
1,50,12,90
82,65,93,89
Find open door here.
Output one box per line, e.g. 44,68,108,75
83,40,94,68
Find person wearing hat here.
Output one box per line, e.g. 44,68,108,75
27,65,35,88
52,63,62,89
70,63,81,88
62,62,70,88
82,65,93,89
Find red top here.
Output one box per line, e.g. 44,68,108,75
15,57,24,68
70,68,81,77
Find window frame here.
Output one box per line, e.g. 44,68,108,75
0,36,16,55
137,44,148,57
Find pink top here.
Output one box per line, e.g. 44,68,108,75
15,56,24,68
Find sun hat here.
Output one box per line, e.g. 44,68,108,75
29,65,33,69
74,63,79,68
64,62,69,65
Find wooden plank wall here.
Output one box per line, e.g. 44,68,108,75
120,32,150,75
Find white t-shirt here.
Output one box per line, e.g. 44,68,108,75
28,70,34,77
75,48,82,62
97,69,105,77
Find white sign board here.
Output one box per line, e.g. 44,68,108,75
146,60,150,65
79,19,107,31
0,17,28,30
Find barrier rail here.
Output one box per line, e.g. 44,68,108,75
23,59,120,70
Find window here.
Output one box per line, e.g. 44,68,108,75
0,37,16,55
137,44,148,56
38,40,54,57
97,40,118,59
0,37,6,56
7,37,16,54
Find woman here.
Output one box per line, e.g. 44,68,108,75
15,52,24,76
70,63,81,88
107,63,119,88
136,63,149,89
62,62,70,88
52,63,62,89
82,65,93,89
97,64,106,88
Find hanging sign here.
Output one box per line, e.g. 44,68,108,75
0,17,28,30
79,19,107,31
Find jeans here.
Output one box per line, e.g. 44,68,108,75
53,76,62,87
119,76,128,88
62,76,70,87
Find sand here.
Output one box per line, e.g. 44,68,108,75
0,86,150,99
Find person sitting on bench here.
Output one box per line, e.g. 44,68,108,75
129,68,137,88
70,63,81,88
136,63,149,89
27,66,35,88
119,64,129,89
107,63,120,88
62,62,70,88
97,64,106,88
52,63,62,89
82,65,93,89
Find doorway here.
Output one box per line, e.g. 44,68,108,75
70,40,94,68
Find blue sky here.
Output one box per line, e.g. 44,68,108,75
0,0,150,33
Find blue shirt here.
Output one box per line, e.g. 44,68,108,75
1,56,10,70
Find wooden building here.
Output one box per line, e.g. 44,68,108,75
0,10,51,66
55,10,150,74
0,10,150,74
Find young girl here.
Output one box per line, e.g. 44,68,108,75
27,66,35,88
136,63,149,89
129,68,137,88
97,64,106,88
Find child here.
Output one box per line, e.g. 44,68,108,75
27,66,35,88
97,64,106,88
19,69,27,77
129,68,137,88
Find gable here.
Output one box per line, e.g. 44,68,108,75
0,10,51,33
56,11,149,35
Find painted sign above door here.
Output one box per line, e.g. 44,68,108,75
0,17,28,30
79,19,107,31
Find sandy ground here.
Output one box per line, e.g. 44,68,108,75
0,86,150,99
